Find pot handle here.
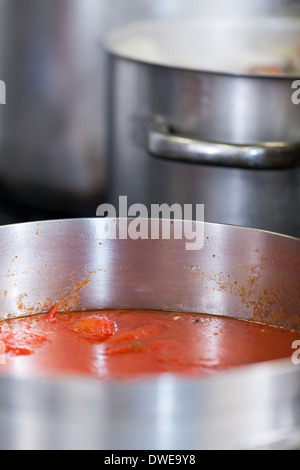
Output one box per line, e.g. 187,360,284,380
148,120,300,169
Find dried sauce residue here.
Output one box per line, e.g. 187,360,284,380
14,278,91,319
191,261,300,331
58,279,91,312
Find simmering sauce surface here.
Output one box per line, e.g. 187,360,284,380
0,309,298,380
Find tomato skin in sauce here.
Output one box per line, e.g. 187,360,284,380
70,315,116,339
0,309,298,381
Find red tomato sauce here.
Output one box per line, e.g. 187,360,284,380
0,309,298,380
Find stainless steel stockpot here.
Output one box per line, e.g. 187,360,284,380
0,2,299,212
106,17,300,237
0,218,299,450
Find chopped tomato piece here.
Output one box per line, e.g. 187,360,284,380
46,304,58,321
105,340,145,356
105,330,137,345
70,315,116,339
106,322,168,345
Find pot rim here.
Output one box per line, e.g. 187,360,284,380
105,16,300,80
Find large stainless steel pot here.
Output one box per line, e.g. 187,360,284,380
106,17,300,237
0,218,299,450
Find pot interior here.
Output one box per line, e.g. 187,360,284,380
0,219,299,333
107,17,300,75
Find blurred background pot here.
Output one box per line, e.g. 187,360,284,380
107,15,300,237
0,0,299,216
0,0,106,213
